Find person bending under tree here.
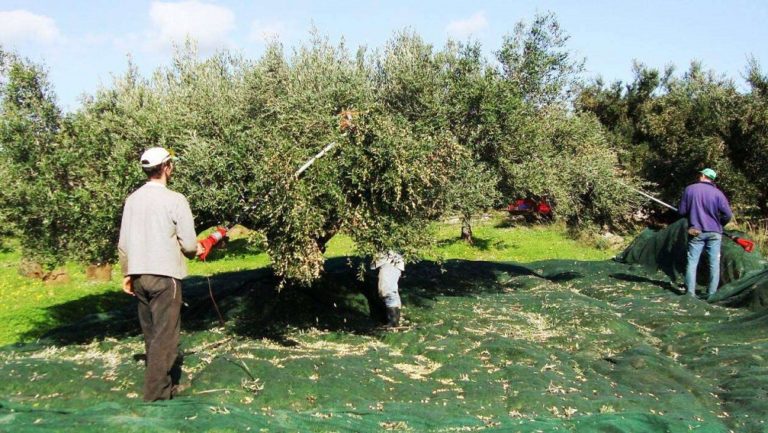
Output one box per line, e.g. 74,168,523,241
371,251,405,327
118,147,203,401
678,168,732,299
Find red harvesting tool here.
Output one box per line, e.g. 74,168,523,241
199,227,229,261
725,233,754,253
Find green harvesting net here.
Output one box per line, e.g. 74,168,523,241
2,222,768,432
616,218,768,308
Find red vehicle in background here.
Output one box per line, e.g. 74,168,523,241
507,197,553,221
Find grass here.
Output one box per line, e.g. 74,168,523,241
743,218,768,254
324,214,617,263
0,213,616,346
0,243,121,347
425,215,615,262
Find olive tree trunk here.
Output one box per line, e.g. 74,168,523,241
460,215,473,244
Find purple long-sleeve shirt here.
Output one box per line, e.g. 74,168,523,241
678,181,733,233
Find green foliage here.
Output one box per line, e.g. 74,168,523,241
0,19,637,281
636,63,743,199
444,159,500,242
338,110,468,269
496,12,585,107
446,13,639,231
0,51,70,269
732,58,768,214
496,107,641,228
369,32,502,243
374,30,443,131
435,40,489,148
577,61,768,216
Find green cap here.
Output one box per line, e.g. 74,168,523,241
700,168,717,180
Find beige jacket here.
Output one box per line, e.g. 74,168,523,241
118,182,198,280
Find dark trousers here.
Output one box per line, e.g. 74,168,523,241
133,275,182,401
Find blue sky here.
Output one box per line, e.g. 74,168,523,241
1,0,766,111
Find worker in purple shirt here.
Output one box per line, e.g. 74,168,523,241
678,168,733,298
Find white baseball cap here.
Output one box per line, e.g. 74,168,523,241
140,147,174,168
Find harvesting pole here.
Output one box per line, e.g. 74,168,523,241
294,142,338,178
630,187,678,212
291,109,357,177
628,185,754,253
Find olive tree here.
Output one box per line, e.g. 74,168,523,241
732,59,768,214
495,107,641,228
73,37,471,285
483,14,638,230
496,12,585,108
0,51,72,270
373,32,503,241
237,34,471,282
577,62,752,211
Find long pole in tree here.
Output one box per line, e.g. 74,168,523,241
198,109,357,260
294,142,338,178
628,185,754,252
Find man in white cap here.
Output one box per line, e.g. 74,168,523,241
118,147,203,401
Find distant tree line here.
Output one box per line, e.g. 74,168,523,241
577,59,768,216
5,13,763,283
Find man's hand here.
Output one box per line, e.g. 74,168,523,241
122,276,135,296
196,241,205,257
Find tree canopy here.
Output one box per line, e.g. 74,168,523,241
2,15,709,283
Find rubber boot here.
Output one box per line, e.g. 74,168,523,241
385,307,400,328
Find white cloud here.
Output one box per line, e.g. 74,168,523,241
147,1,235,53
0,10,61,45
248,19,285,43
446,11,488,39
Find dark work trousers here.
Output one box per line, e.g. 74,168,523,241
133,275,182,401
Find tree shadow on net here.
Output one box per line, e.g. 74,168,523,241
389,259,583,317
13,257,581,349
609,272,680,294
228,257,545,341
224,258,584,340
13,290,135,347
14,268,275,347
14,262,377,348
